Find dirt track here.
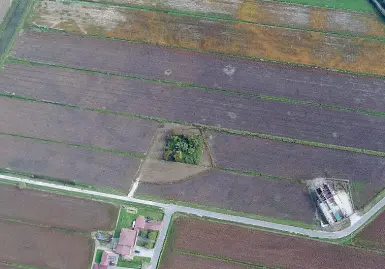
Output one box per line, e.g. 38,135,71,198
354,210,385,250
0,219,92,269
11,31,385,112
3,61,385,153
0,184,118,231
27,0,385,75
137,169,315,223
0,135,141,190
172,217,385,269
0,98,158,154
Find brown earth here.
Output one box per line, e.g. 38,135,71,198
0,135,142,190
354,210,385,250
0,98,159,154
171,217,385,269
160,252,248,269
28,0,385,75
86,0,384,38
137,169,315,224
0,219,92,269
0,184,118,232
208,131,385,208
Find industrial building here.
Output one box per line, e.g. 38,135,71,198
308,178,354,225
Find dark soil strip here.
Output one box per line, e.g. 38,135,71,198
0,135,142,191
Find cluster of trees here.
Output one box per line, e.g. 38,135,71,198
164,134,203,165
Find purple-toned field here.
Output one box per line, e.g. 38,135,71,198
0,98,158,154
0,135,141,190
208,131,385,208
137,169,315,223
2,62,385,152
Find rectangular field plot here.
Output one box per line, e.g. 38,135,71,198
24,1,385,75
209,131,385,208
0,98,158,154
0,219,92,269
11,30,385,112
3,63,385,153
161,252,248,269
0,184,118,232
161,216,385,269
0,135,141,190
137,170,315,224
353,210,385,251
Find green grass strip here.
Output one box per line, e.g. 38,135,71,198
0,0,36,67
0,262,47,269
2,91,385,159
8,57,385,120
0,132,145,159
49,0,385,42
21,25,385,80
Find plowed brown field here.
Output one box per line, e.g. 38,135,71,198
28,0,385,75
0,184,118,232
0,219,92,269
167,217,385,269
354,210,385,250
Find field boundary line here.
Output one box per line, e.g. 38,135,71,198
2,92,385,158
19,26,385,79
8,57,385,119
0,132,145,158
44,0,385,42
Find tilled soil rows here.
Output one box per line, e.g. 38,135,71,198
0,135,141,190
85,0,384,38
11,32,385,112
3,61,385,153
0,219,92,269
0,184,118,232
209,131,385,208
354,210,385,250
137,169,315,224
28,1,385,75
0,98,158,154
160,252,248,269
172,217,385,269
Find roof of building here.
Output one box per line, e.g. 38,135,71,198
118,228,137,246
145,221,162,231
135,216,146,230
115,245,133,256
100,251,119,266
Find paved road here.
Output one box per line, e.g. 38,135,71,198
1,174,385,268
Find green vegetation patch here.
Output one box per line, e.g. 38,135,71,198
164,134,203,165
272,0,375,12
117,256,151,268
114,207,164,237
94,249,104,263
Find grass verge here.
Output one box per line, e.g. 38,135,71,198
271,0,375,12
94,249,103,263
117,256,151,268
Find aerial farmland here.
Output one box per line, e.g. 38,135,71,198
1,0,385,268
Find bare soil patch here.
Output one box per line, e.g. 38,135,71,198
354,210,385,250
0,219,92,269
137,169,315,223
4,61,385,154
209,131,385,208
0,184,118,232
27,1,385,75
160,252,247,269
171,217,385,269
86,0,385,38
0,98,158,154
10,33,385,113
0,135,142,191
